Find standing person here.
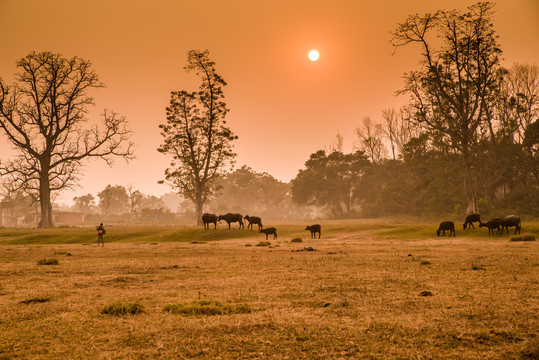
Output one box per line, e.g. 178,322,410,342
96,223,106,247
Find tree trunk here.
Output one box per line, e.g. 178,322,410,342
462,154,479,215
38,168,54,228
195,194,203,226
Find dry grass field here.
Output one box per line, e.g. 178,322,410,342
0,221,538,359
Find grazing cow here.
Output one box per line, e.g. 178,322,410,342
218,213,244,230
437,221,455,237
244,215,263,230
305,224,321,239
479,218,502,235
500,215,521,235
463,213,481,230
259,227,277,240
202,213,218,230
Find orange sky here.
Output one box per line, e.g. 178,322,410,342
1,0,538,205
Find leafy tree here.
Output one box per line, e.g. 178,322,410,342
97,185,128,216
0,52,133,227
73,194,96,213
291,150,370,217
158,50,236,224
391,2,503,215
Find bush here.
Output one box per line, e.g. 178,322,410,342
510,234,536,242
163,300,253,316
100,302,145,316
420,261,431,265
291,238,303,243
256,242,271,247
37,259,59,265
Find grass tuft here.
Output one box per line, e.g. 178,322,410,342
510,234,536,242
20,296,50,304
471,264,486,271
37,258,59,265
420,260,431,265
291,238,303,243
163,300,253,316
54,251,72,256
256,241,271,247
100,302,144,316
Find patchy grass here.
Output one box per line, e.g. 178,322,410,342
163,300,253,316
54,251,72,256
256,241,271,247
19,296,50,304
100,302,145,316
0,220,538,359
37,258,59,265
290,238,303,243
420,260,431,265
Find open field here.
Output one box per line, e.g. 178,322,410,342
1,221,538,359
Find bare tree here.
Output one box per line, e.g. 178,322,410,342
354,116,386,163
0,52,133,227
326,132,344,153
158,50,237,224
380,107,420,159
391,2,503,214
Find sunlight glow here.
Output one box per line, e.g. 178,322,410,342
308,49,319,61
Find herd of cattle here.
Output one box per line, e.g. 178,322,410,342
201,213,322,240
436,214,522,237
202,212,522,240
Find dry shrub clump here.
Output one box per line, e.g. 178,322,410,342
37,258,59,265
510,234,536,242
290,238,303,243
53,251,72,256
256,241,271,247
163,300,253,316
19,297,50,304
100,302,144,316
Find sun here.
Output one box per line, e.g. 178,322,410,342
308,49,320,61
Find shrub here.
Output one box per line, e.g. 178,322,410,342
37,259,59,265
420,261,431,265
54,251,72,256
510,234,536,242
163,300,253,316
20,297,50,304
291,238,303,243
471,264,486,271
100,302,145,316
256,242,271,247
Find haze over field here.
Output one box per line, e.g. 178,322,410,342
1,0,538,205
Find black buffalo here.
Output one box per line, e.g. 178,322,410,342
463,213,481,230
500,215,521,235
305,224,321,239
479,218,501,235
244,215,263,230
218,213,244,230
437,221,455,237
259,227,277,240
202,213,218,229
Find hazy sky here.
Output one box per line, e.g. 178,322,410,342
1,0,538,205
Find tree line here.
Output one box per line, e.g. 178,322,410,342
0,2,537,227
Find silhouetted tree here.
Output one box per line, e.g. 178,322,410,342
97,185,128,216
0,52,133,227
354,116,386,163
73,194,96,213
291,150,370,217
391,2,503,215
158,50,237,224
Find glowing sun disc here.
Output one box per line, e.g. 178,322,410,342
308,49,319,61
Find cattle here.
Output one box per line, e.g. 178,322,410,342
479,218,501,235
437,221,455,237
463,213,481,230
305,224,321,239
218,213,244,229
500,215,521,235
259,227,277,240
201,213,218,229
244,215,263,230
